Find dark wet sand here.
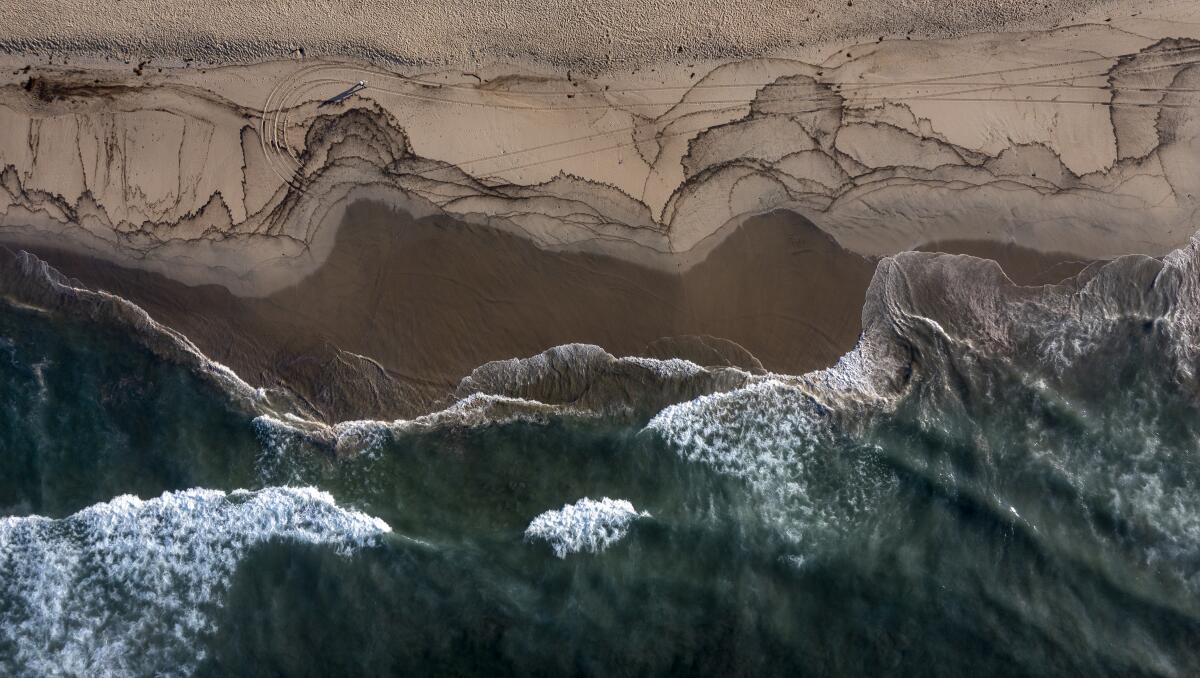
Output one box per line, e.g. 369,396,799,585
12,204,1089,421
16,205,873,420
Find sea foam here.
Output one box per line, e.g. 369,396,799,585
646,379,895,547
524,497,649,558
0,486,390,677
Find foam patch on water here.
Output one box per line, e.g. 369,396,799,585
0,486,391,676
646,379,895,546
524,497,649,558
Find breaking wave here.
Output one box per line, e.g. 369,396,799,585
646,379,896,550
524,497,650,558
0,487,390,676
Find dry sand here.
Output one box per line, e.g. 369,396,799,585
1,0,1162,69
0,4,1197,418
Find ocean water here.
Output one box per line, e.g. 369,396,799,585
2,272,1200,676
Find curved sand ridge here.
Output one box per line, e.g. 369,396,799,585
2,24,1200,298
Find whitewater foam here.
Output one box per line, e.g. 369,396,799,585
0,486,390,676
622,356,706,379
524,497,649,558
645,379,895,547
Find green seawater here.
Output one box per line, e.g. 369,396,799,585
1,302,1198,677
0,304,262,517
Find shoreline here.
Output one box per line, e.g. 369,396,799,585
12,205,875,420
7,2,1200,672
0,211,1189,445
4,200,1090,423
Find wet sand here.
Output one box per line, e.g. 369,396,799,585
21,205,877,421
17,202,1093,422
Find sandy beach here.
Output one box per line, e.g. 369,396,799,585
0,0,1198,419
1,0,1153,68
